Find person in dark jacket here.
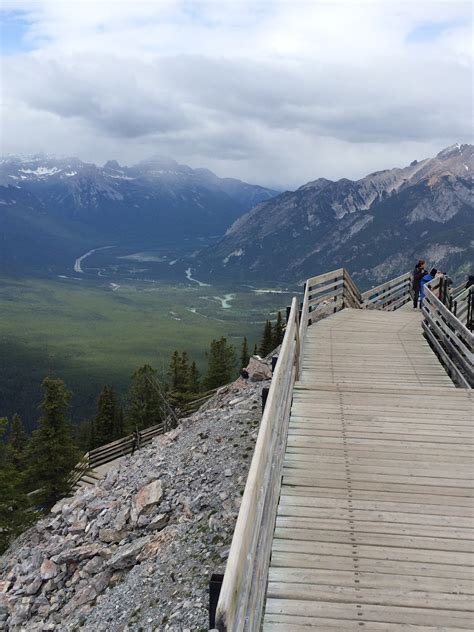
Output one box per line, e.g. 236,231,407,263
412,259,426,308
419,268,437,307
465,275,474,290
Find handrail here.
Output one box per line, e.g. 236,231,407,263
215,298,300,631
361,271,412,310
422,278,473,388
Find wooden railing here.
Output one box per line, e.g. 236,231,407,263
215,298,301,631
361,271,412,311
451,286,473,330
69,421,168,488
422,277,474,388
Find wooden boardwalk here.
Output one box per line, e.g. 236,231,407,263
263,307,474,630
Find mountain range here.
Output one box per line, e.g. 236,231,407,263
0,146,472,285
0,155,277,274
194,144,473,287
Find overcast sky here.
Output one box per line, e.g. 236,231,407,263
1,0,472,188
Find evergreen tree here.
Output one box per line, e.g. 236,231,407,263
0,418,32,553
272,311,285,348
168,351,181,390
168,351,190,392
7,414,29,470
179,352,190,391
240,336,250,368
204,337,237,389
26,378,80,508
186,361,201,393
127,364,163,431
114,406,124,439
94,386,119,446
259,320,274,357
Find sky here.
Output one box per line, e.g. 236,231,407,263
0,0,472,189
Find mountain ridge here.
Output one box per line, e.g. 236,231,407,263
195,144,473,287
0,155,278,274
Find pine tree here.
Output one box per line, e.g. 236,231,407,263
179,352,190,391
7,414,29,470
168,351,190,392
259,320,274,357
127,364,163,431
26,378,80,508
0,418,33,553
186,361,201,393
204,337,237,389
94,386,119,446
168,351,181,390
114,406,124,439
240,336,250,368
272,311,284,348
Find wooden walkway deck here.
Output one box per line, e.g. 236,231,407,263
263,307,474,630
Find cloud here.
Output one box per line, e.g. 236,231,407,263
1,0,472,188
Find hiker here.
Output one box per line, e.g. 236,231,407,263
412,259,426,308
131,429,141,455
419,268,437,307
465,275,474,290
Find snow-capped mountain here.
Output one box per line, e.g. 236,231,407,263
195,144,473,287
0,155,277,273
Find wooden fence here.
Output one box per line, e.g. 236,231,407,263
422,277,474,388
215,297,301,631
70,388,218,488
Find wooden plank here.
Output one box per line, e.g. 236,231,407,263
275,514,474,539
273,526,474,553
263,619,471,632
279,489,474,510
266,582,473,610
267,567,474,594
264,598,474,627
272,538,473,566
270,551,474,579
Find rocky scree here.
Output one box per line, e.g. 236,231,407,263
0,360,272,631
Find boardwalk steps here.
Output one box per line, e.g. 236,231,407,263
214,268,473,632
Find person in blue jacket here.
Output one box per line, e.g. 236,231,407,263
419,268,437,307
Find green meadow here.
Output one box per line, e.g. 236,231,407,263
0,276,297,428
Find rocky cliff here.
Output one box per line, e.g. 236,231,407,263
0,362,272,631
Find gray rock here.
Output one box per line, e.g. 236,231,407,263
130,480,163,525
107,537,150,570
62,585,97,616
25,576,42,595
146,514,169,532
98,528,126,543
82,556,104,575
40,559,58,580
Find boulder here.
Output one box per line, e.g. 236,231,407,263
98,528,126,544
146,513,169,532
91,570,111,594
130,480,163,525
107,536,150,570
40,560,58,581
54,543,103,564
25,577,42,596
62,585,97,616
246,356,272,381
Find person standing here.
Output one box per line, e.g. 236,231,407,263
412,259,426,308
420,268,437,308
